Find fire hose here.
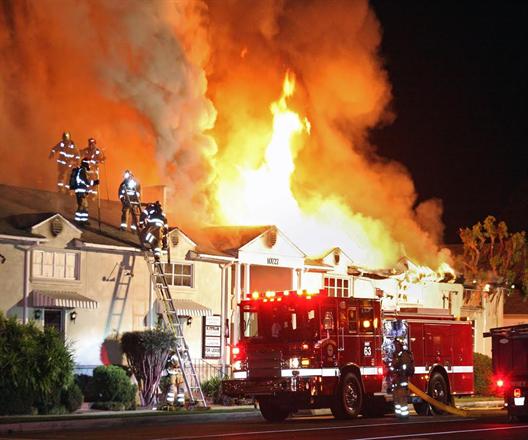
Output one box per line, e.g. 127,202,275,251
408,382,470,417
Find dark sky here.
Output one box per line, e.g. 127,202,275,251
370,0,527,243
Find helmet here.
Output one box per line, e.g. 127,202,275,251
154,200,162,210
124,169,132,179
88,137,96,145
81,159,90,170
62,132,71,142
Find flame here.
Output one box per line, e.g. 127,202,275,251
214,72,402,268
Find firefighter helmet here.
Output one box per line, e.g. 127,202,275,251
62,132,71,142
88,137,96,145
124,169,132,179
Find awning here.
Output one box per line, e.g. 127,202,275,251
157,298,212,317
31,290,98,309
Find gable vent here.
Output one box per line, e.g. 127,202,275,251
50,217,63,236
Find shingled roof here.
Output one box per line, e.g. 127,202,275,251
0,184,140,248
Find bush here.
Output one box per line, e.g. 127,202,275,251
0,313,75,415
91,365,136,410
121,330,176,407
474,352,493,396
75,374,97,402
62,382,84,412
91,401,126,411
202,376,222,404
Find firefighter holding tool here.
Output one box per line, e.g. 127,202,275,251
80,137,105,198
118,170,141,231
390,338,415,419
49,132,80,192
69,159,99,225
139,201,168,260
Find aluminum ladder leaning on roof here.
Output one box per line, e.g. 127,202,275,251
124,190,207,408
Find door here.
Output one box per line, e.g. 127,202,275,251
44,309,64,338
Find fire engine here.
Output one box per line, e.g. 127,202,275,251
486,324,528,421
222,289,474,421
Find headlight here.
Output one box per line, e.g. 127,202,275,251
233,360,242,371
289,357,300,369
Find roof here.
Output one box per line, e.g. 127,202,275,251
191,225,273,257
0,184,140,249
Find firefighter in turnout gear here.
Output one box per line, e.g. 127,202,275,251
389,338,415,419
69,159,99,225
80,138,105,198
139,201,168,260
118,170,141,231
49,132,81,192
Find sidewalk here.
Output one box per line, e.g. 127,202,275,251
454,397,504,409
0,405,258,434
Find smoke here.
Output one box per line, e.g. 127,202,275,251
0,0,215,227
0,0,450,268
205,0,449,268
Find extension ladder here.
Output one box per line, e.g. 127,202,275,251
124,191,207,407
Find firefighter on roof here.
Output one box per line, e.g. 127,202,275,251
81,138,106,198
69,159,99,225
139,201,168,260
389,338,415,419
49,132,80,192
119,170,141,231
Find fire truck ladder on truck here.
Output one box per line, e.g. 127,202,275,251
124,192,207,408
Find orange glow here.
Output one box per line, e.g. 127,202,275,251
362,320,371,328
514,388,522,398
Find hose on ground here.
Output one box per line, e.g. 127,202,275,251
408,382,470,417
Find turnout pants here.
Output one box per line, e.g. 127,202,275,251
75,194,89,224
140,225,164,258
393,383,410,418
121,201,140,231
57,163,71,192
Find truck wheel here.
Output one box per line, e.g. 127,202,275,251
331,372,363,419
258,397,290,422
428,373,449,415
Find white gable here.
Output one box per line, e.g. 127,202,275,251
238,227,306,269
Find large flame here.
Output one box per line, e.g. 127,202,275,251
215,72,403,268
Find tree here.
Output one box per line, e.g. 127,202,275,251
121,330,176,407
457,215,528,296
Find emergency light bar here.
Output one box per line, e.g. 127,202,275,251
245,289,327,301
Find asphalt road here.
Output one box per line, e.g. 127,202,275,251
2,409,528,440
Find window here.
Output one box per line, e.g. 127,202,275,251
32,250,79,280
324,276,350,297
161,263,193,287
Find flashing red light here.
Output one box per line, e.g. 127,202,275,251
496,379,504,388
232,346,240,357
514,388,522,398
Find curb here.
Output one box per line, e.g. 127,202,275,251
0,408,260,434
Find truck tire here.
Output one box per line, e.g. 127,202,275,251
331,372,363,419
258,397,290,422
428,373,449,415
413,399,430,416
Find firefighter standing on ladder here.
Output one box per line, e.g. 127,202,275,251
80,138,105,198
139,201,168,260
69,159,99,225
49,132,80,192
389,338,415,419
119,170,141,231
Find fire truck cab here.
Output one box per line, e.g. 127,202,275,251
486,324,528,421
222,289,386,421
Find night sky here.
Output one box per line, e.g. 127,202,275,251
370,1,527,243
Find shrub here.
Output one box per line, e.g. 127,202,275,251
0,313,74,415
62,382,84,412
474,352,493,396
121,330,176,407
91,365,136,409
75,374,97,402
202,376,222,404
91,401,126,411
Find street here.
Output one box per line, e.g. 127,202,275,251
2,409,528,440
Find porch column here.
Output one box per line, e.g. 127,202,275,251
233,262,242,343
243,263,251,295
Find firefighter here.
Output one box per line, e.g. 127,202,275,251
139,201,168,260
69,159,99,225
80,138,106,198
389,338,415,419
49,132,80,192
118,170,141,231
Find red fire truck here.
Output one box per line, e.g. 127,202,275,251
222,289,474,421
486,324,528,421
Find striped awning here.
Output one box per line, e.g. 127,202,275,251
31,290,98,309
157,298,212,317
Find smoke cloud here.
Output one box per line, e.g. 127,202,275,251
0,0,450,268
